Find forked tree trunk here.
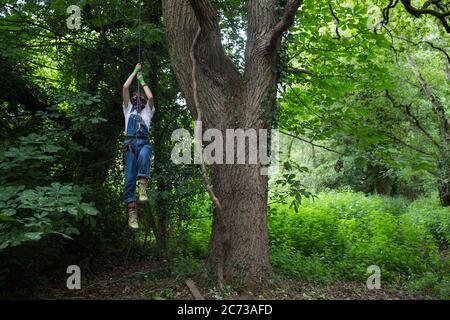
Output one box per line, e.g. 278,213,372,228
161,0,301,282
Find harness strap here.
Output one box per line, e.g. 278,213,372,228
121,135,148,156
124,135,148,140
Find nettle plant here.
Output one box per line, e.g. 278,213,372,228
0,183,98,251
271,160,315,213
0,123,98,252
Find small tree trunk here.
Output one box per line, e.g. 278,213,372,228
439,180,450,206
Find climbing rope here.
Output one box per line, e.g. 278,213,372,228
124,2,142,265
133,1,143,228
136,1,142,105
137,2,142,67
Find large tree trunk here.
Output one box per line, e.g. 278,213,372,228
206,164,270,281
161,0,301,282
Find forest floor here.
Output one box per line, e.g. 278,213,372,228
45,257,427,300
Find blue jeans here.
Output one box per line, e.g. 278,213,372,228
122,139,152,204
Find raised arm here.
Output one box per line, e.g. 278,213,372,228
137,72,155,107
122,63,141,106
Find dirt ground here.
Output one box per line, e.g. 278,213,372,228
45,258,426,300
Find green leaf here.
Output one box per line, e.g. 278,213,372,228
0,214,15,222
2,208,16,216
51,232,74,240
79,203,98,216
24,232,44,241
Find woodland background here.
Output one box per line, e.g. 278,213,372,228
0,0,448,299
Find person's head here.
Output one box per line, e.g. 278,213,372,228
132,91,145,100
131,91,146,107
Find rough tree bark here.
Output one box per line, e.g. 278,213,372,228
161,0,302,283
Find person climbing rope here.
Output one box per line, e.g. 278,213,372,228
122,63,155,229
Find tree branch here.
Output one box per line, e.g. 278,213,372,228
400,0,450,33
190,25,226,290
328,2,341,40
190,27,222,212
394,34,450,66
422,0,445,11
387,133,434,156
187,0,242,89
407,54,450,148
187,0,219,32
382,0,400,25
424,41,450,66
280,130,345,155
267,0,303,51
385,90,441,148
291,67,315,76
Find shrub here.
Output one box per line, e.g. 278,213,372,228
270,246,334,283
405,196,450,246
0,183,98,288
269,191,444,286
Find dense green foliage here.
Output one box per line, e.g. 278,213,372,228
0,0,448,299
270,192,447,290
176,190,449,298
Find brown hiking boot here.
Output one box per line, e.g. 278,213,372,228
128,204,139,229
138,179,148,202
